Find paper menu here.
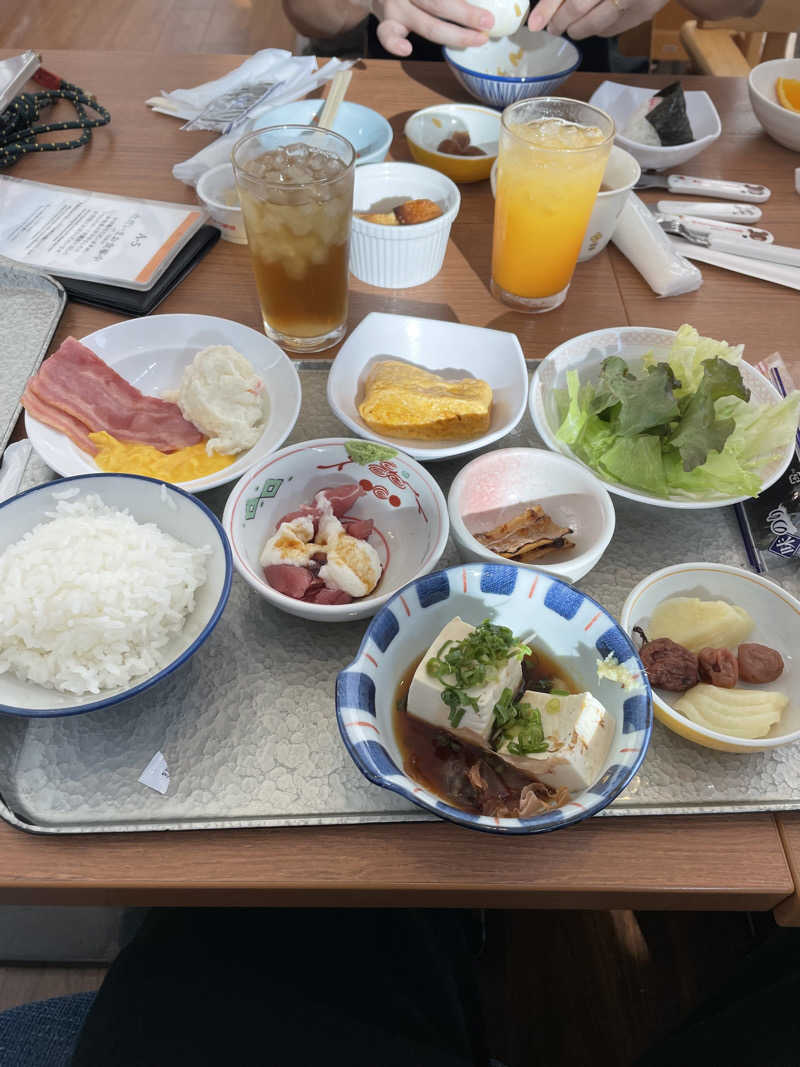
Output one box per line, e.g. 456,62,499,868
0,177,208,290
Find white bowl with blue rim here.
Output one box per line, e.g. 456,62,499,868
0,473,232,718
336,562,652,834
444,29,581,109
253,100,392,164
222,438,450,622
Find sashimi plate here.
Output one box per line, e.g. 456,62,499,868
25,314,302,493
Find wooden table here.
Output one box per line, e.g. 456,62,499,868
0,50,797,910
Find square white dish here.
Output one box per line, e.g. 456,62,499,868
589,81,722,171
326,312,528,461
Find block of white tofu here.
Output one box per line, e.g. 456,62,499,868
498,690,612,794
407,617,523,743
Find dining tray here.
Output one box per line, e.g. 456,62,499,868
2,361,800,835
0,258,65,455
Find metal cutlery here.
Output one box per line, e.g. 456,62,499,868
660,218,800,269
635,172,771,203
651,211,774,243
656,199,763,222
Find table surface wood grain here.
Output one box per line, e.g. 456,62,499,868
0,51,797,908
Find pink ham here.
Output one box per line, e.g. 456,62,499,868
264,565,320,600
342,518,373,540
21,382,98,456
307,587,352,605
23,337,203,453
320,484,364,516
275,505,318,532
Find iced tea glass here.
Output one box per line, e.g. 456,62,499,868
491,98,614,314
233,125,356,353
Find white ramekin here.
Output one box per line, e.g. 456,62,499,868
350,162,460,288
196,162,247,244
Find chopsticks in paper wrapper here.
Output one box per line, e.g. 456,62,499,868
148,51,359,187
611,192,703,297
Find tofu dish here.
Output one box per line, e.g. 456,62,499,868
394,617,613,818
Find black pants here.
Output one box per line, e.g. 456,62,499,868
71,908,489,1067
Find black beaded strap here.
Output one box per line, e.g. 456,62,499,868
0,79,111,168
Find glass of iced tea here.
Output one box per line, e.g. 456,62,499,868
491,98,614,314
233,125,356,353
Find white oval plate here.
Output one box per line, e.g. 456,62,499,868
25,314,302,493
327,312,528,461
529,326,795,510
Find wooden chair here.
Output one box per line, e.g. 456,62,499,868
680,0,798,76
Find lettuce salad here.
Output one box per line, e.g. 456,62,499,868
554,325,800,499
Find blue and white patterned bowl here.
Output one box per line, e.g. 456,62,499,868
337,562,652,834
444,29,581,109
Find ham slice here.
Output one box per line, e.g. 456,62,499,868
265,565,320,600
306,587,352,605
322,484,364,516
21,382,99,456
342,518,373,541
23,337,203,454
276,486,367,533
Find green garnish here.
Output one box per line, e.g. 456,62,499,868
551,689,569,696
489,689,550,756
427,620,531,728
545,697,560,714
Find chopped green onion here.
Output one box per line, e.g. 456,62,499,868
545,697,560,714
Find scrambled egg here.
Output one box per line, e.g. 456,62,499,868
358,360,492,441
176,345,266,456
89,432,235,482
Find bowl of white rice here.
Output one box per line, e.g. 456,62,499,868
0,473,232,717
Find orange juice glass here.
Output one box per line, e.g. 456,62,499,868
491,98,614,313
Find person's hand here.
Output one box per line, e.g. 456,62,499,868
528,0,666,39
369,0,495,56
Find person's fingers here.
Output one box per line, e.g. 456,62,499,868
547,0,599,36
376,16,414,54
402,1,490,46
527,0,565,31
563,0,618,37
413,0,495,33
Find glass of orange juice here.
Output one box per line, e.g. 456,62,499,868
491,98,614,314
233,125,356,353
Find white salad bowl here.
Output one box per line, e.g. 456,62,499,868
24,314,302,494
444,29,581,109
222,438,450,622
327,312,528,462
337,562,652,834
0,473,232,718
529,326,796,510
448,448,615,583
588,81,722,171
621,563,800,754
749,58,800,153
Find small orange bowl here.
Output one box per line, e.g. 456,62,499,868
404,104,499,183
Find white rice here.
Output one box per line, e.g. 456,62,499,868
0,494,211,696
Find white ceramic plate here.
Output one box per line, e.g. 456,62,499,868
327,312,528,461
621,563,800,753
529,326,795,510
25,314,302,493
588,81,722,172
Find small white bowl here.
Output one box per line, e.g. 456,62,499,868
327,311,527,461
588,81,721,171
749,58,800,153
448,447,615,583
621,563,800,754
444,29,581,109
0,474,232,718
529,326,795,510
222,438,450,622
350,162,460,289
196,163,246,244
404,104,499,183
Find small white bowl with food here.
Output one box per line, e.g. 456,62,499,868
748,58,800,153
529,324,799,509
405,104,500,184
327,311,528,462
23,314,302,494
196,162,246,243
448,448,615,583
222,438,449,622
350,162,460,288
621,562,798,753
0,474,232,717
588,81,721,171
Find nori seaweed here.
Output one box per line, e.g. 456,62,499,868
645,82,694,147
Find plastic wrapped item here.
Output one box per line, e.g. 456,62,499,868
735,353,800,576
611,191,703,297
